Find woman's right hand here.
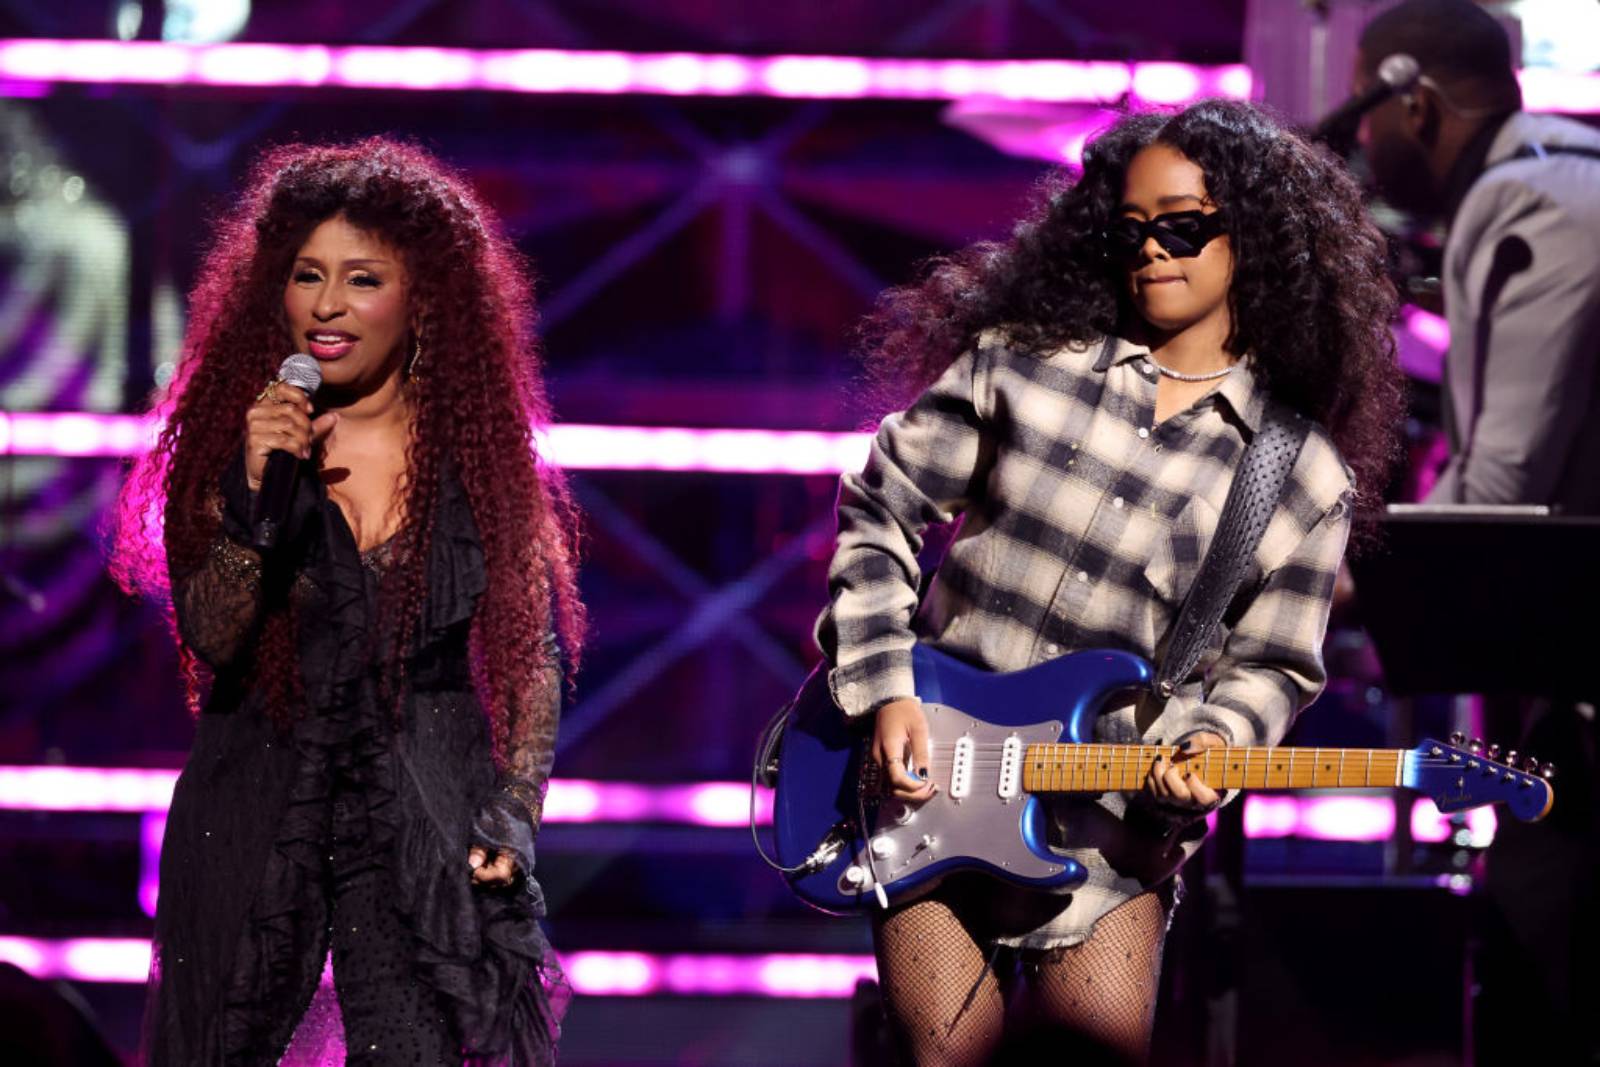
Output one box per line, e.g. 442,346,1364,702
244,384,338,492
872,698,936,802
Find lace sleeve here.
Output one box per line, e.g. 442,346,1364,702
470,632,561,880
170,452,321,671
171,530,266,671
169,455,271,670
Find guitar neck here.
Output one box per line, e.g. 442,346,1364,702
1020,744,1407,794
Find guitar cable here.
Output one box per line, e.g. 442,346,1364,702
856,774,890,910
749,688,891,907
749,697,816,875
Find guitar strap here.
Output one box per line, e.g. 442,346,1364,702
1153,401,1312,699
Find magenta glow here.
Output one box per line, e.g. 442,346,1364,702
0,766,773,825
1242,794,1397,842
0,413,872,474
0,40,1252,105
0,938,879,997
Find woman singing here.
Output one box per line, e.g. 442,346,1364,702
112,139,584,1065
816,100,1404,1064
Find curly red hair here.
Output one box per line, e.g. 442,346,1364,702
111,138,585,764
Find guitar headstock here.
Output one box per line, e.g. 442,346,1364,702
1407,734,1555,823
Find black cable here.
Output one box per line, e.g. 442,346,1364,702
749,696,813,875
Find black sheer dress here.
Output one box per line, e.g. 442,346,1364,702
142,455,567,1066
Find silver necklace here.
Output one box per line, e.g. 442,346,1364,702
1148,357,1235,382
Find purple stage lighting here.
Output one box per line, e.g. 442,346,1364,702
0,765,773,824
0,765,1495,845
0,40,1594,112
0,412,873,474
1243,795,1396,842
0,937,880,997
0,39,1254,105
1411,797,1496,847
139,813,164,917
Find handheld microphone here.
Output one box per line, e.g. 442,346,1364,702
251,353,322,551
1311,53,1421,145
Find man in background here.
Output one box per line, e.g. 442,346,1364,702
1356,4,1599,1064
1358,0,1600,512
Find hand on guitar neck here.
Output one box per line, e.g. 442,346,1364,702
875,697,1226,811
1149,733,1227,811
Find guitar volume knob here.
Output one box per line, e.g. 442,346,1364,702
844,865,867,887
870,835,896,859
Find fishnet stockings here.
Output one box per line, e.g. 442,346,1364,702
1016,889,1167,1064
873,889,1167,1067
874,896,1005,1067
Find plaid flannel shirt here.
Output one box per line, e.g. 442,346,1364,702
815,332,1353,947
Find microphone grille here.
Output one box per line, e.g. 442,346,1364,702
277,353,322,396
1376,53,1421,92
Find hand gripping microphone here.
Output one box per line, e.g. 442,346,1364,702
251,353,322,551
1311,53,1422,145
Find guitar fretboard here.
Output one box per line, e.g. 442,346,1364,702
1020,744,1405,794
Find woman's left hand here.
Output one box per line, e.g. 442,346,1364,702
468,846,516,887
1147,732,1227,811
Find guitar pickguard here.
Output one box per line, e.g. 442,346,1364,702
834,704,1078,902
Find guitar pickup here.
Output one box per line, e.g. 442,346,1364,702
949,735,974,799
998,735,1023,800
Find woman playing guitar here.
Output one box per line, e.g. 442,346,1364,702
815,99,1404,1065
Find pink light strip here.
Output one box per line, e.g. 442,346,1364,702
1241,794,1498,847
535,424,871,475
0,937,879,996
0,412,159,458
0,765,178,812
541,778,773,826
139,813,164,918
1243,794,1396,842
0,412,871,474
0,39,1251,104
1410,796,1496,847
0,766,770,825
0,766,1498,845
562,951,877,998
1,39,1595,112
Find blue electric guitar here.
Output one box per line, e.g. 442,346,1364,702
771,645,1555,914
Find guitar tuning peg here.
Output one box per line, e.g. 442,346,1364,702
1449,731,1466,746
1522,755,1542,773
1467,737,1485,755
1539,763,1557,781
1504,750,1519,768
1486,743,1502,761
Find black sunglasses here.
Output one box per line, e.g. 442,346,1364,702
1101,209,1228,266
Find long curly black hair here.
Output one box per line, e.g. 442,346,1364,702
862,99,1404,523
